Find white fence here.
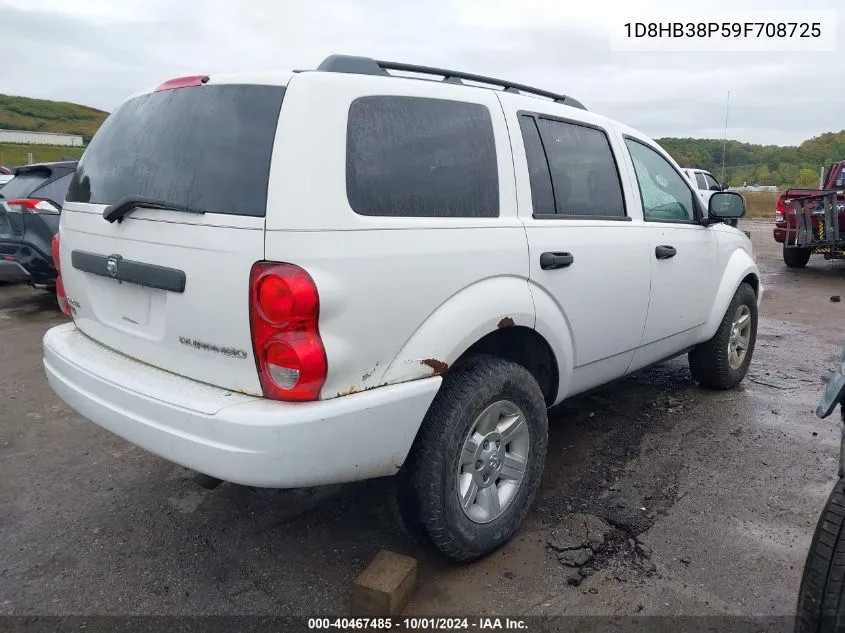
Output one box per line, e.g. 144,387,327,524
0,129,84,147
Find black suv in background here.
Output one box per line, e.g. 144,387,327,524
0,161,77,288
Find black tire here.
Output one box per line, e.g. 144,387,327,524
796,477,845,633
396,355,548,562
689,282,758,390
784,246,812,268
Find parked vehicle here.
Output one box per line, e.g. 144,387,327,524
682,167,728,208
774,160,845,268
796,347,845,633
42,55,760,561
0,161,76,287
0,166,14,187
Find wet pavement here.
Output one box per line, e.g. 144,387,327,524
1,218,843,617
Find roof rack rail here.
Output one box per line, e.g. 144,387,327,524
315,54,587,111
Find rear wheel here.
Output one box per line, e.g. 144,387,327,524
784,246,812,268
689,282,757,390
396,355,548,562
796,476,845,633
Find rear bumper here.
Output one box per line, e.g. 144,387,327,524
0,239,55,284
43,323,440,488
0,258,31,282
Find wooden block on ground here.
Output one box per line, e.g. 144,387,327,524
351,549,418,616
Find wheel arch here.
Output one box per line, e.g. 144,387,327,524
380,276,569,407
702,250,761,340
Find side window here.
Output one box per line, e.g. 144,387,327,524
32,173,73,207
624,139,698,223
346,96,499,218
534,117,626,218
517,115,555,216
694,173,707,190
703,173,720,191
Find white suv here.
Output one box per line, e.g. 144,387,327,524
43,55,761,562
682,167,727,208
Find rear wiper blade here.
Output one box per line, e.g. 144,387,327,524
102,196,205,224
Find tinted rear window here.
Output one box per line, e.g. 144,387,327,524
346,96,499,218
66,84,285,217
0,173,50,199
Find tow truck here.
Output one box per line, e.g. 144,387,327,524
774,160,845,268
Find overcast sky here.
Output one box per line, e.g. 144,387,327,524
0,0,841,145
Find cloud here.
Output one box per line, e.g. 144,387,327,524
0,0,841,145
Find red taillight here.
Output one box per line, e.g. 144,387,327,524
776,197,788,221
249,262,327,401
51,233,61,273
6,198,59,214
52,233,71,318
155,75,209,91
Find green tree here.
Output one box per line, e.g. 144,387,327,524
795,169,820,188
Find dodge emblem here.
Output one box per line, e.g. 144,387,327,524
106,256,119,277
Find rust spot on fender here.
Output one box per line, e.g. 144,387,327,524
498,317,515,328
336,385,360,397
422,358,449,375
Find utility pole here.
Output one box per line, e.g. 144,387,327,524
721,90,730,184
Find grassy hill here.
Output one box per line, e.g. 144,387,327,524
0,94,108,141
0,94,107,167
657,130,845,189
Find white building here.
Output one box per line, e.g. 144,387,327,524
0,129,84,147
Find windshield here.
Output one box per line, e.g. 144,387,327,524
66,84,285,217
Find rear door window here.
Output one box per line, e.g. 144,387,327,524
518,115,556,216
694,173,707,189
66,84,286,217
346,96,499,218
523,115,627,219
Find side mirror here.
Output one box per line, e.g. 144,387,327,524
708,191,745,221
709,184,722,192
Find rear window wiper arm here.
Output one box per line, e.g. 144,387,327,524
102,196,205,224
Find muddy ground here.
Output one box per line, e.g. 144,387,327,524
1,218,844,617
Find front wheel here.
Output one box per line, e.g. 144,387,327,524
689,282,758,389
396,355,548,562
796,477,845,633
784,246,812,268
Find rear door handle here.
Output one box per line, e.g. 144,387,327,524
655,245,677,260
540,252,574,270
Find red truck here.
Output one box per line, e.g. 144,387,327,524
774,160,845,267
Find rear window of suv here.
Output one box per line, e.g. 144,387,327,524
66,84,285,217
0,173,50,199
346,96,499,218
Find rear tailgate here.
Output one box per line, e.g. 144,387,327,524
58,79,286,395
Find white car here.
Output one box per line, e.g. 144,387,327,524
43,55,761,561
682,167,727,209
